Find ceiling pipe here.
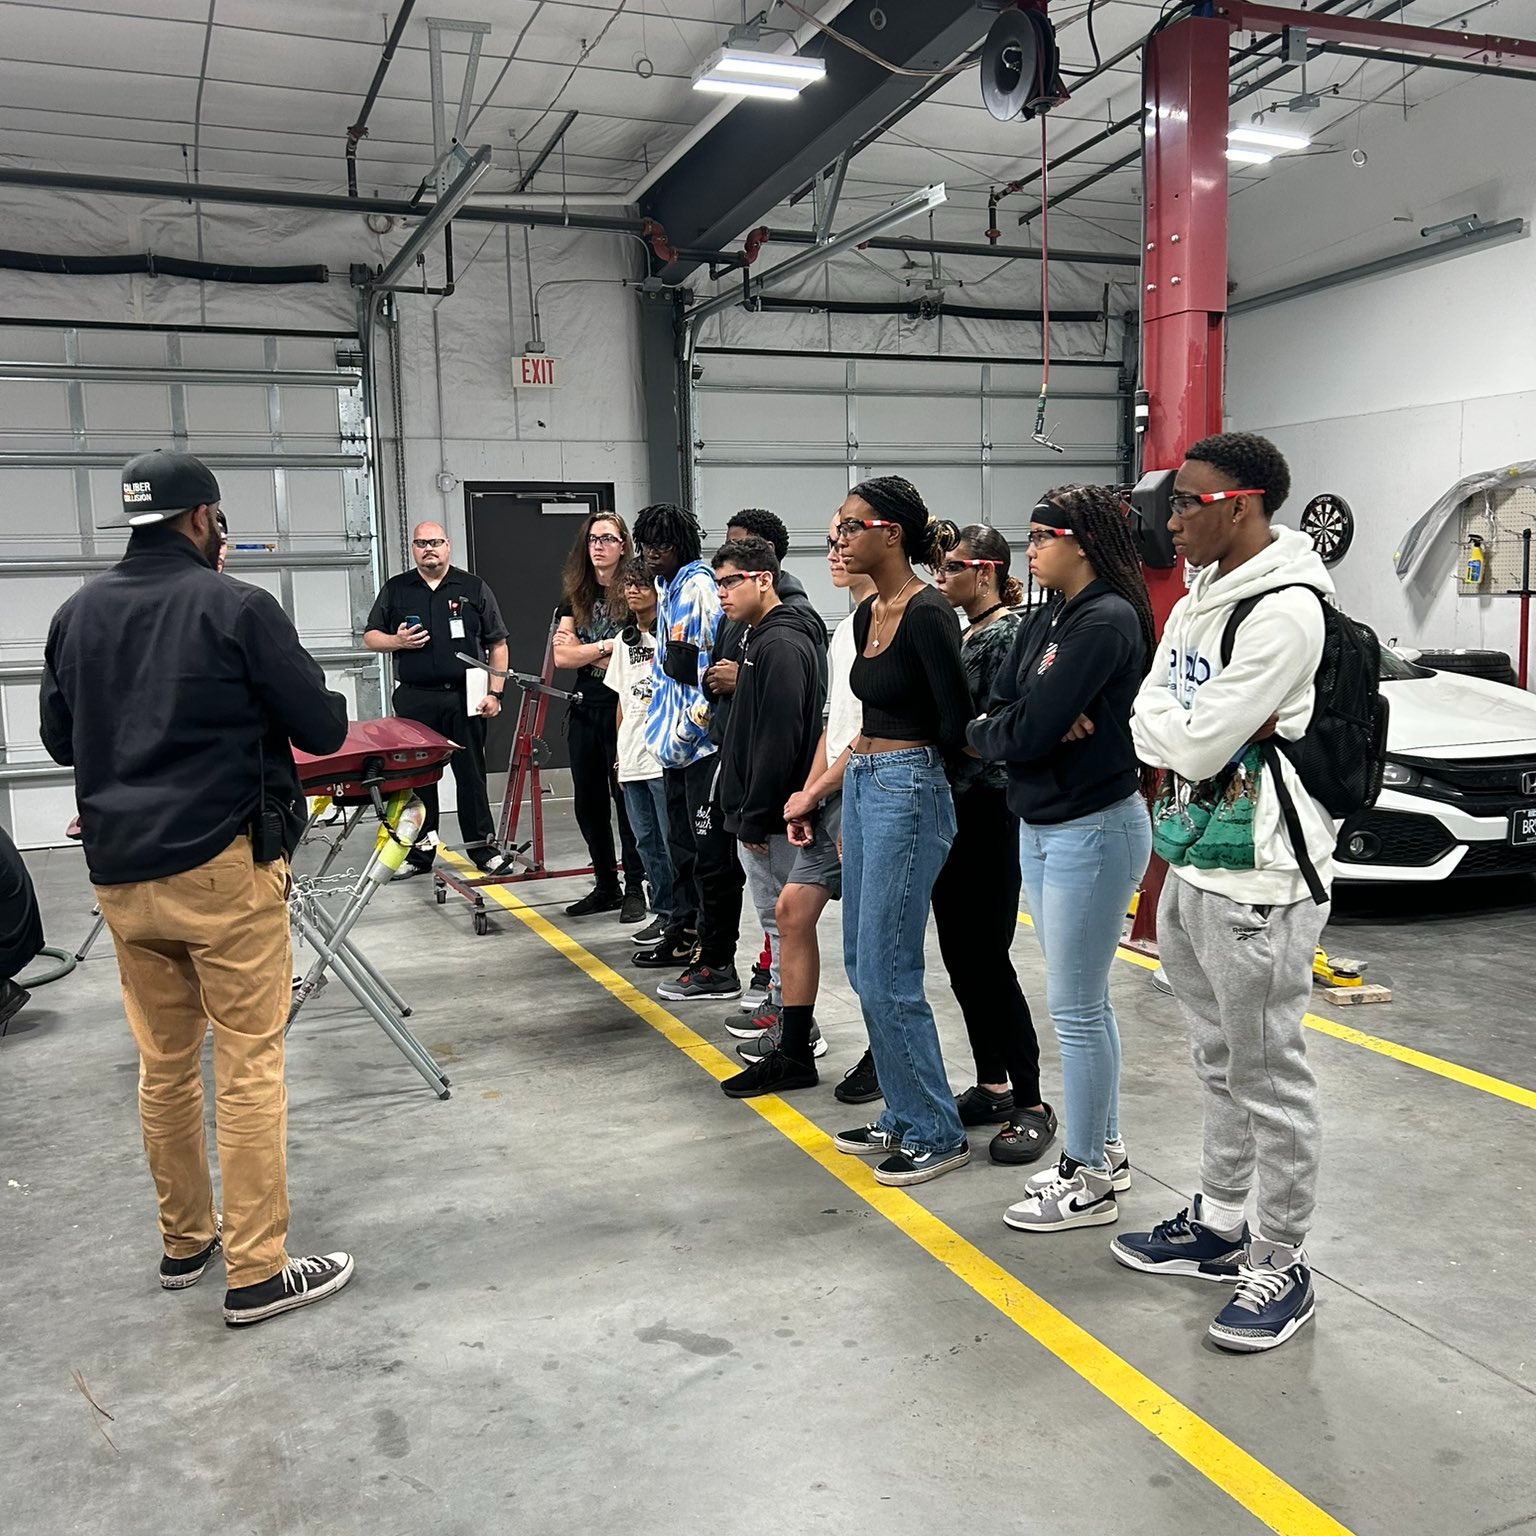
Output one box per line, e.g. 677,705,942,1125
516,110,580,192
347,0,419,198
754,296,1106,322
764,229,1140,267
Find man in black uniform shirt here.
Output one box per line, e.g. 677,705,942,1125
40,449,355,1327
364,520,510,876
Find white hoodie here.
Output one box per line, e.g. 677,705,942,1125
1132,527,1337,906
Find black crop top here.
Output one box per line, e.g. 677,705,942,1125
849,584,972,754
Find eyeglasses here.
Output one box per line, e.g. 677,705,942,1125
1168,489,1265,514
834,518,898,542
412,537,446,549
1026,528,1072,548
939,558,1004,576
715,571,769,592
639,542,675,557
588,533,623,548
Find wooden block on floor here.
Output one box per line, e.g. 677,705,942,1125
1321,983,1392,1006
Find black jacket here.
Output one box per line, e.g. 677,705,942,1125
0,822,43,981
719,602,826,843
966,581,1145,825
40,528,349,884
706,570,826,749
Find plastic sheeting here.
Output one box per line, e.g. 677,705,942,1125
1394,460,1536,581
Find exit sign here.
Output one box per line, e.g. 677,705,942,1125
516,354,560,388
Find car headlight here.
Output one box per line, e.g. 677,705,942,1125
1381,761,1421,789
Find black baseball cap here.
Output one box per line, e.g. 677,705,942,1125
113,450,221,528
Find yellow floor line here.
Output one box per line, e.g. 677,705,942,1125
442,853,1353,1536
1016,913,1536,1114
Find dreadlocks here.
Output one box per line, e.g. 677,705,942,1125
1040,484,1156,670
632,502,703,565
850,475,959,568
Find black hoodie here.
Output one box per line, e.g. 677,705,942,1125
966,580,1145,825
719,601,827,843
706,569,825,748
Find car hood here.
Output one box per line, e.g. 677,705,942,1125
1385,670,1536,755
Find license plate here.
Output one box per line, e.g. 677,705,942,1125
1512,807,1536,845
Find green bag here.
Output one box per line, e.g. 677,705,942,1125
1152,748,1263,871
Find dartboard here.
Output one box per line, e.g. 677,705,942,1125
1300,493,1354,566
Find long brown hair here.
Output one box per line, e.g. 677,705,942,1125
561,510,631,622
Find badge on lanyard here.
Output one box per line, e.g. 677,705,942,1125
448,596,466,641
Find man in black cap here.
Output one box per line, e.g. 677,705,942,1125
40,449,356,1328
363,520,510,877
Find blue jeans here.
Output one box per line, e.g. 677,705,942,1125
842,748,964,1156
621,778,672,919
1018,794,1152,1169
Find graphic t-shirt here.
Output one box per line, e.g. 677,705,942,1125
557,596,624,710
606,627,663,782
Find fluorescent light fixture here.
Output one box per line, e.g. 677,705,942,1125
692,45,826,97
1226,147,1276,166
1228,123,1312,151
692,77,802,99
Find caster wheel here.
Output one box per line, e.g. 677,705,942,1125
474,911,490,936
434,883,446,904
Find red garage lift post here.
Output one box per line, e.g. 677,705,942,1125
1129,5,1536,951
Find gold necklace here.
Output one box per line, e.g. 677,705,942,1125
870,574,918,650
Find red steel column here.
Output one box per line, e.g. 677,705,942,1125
1132,15,1232,950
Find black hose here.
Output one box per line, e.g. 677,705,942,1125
0,248,328,284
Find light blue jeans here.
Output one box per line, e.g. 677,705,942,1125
1018,794,1152,1169
621,778,673,919
842,748,965,1156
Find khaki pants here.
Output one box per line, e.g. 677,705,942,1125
94,835,292,1289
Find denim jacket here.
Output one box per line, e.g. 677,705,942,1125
643,560,721,769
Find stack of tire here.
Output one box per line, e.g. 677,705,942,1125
1414,648,1519,687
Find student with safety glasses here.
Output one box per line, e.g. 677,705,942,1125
968,485,1154,1231
932,525,1053,1167
829,476,973,1187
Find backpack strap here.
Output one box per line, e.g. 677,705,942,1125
1219,584,1330,906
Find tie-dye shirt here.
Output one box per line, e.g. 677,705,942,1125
643,560,721,769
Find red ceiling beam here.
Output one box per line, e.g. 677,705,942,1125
1211,2,1536,64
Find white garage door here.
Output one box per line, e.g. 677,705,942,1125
0,323,385,850
690,349,1130,617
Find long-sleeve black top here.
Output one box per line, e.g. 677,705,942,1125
966,580,1145,825
40,527,348,884
849,583,971,757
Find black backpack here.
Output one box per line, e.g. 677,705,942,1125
1220,584,1389,903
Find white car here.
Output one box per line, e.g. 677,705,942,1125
1336,651,1536,881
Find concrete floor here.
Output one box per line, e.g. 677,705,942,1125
3,807,1535,1536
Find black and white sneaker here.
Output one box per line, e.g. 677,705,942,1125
632,933,697,969
630,914,668,946
834,1050,882,1106
721,1051,819,1099
735,1015,826,1062
874,1140,971,1187
159,1217,223,1290
223,1252,355,1327
1004,1155,1117,1232
390,857,434,882
737,964,772,1012
833,1123,902,1156
656,965,741,1002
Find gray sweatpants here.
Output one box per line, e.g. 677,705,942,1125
1158,877,1328,1249
741,835,798,1006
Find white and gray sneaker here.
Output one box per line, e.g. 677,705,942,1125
736,1016,827,1062
1004,1155,1118,1232
1024,1136,1130,1196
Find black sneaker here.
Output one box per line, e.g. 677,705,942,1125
619,889,648,924
390,857,434,882
989,1104,1059,1165
633,933,697,969
159,1219,222,1290
0,979,30,1035
630,914,668,946
955,1084,1015,1127
832,1123,901,1156
874,1140,971,1187
834,1049,882,1106
566,886,624,917
655,965,742,1002
721,1050,819,1099
223,1252,355,1327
